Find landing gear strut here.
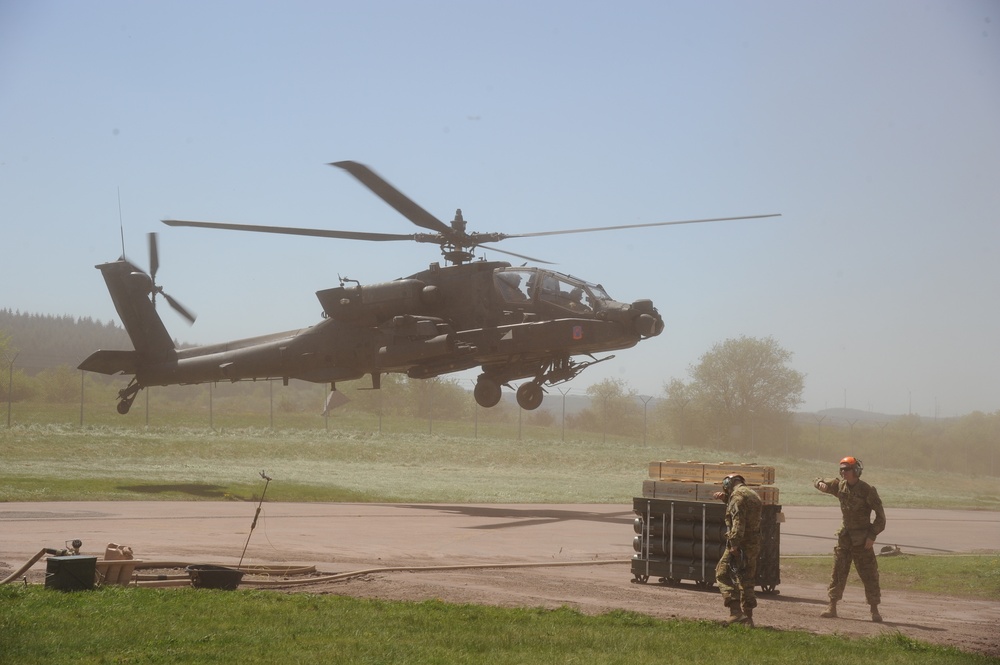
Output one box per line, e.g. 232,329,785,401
116,379,142,415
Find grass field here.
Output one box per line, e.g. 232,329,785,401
1,585,994,665
781,555,1000,601
2,420,998,663
2,423,998,508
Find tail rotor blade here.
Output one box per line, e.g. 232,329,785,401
146,231,195,324
148,232,160,281
162,291,197,324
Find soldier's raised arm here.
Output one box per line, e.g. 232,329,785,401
814,477,837,494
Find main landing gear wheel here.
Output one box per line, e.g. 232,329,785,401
473,378,502,408
516,382,544,410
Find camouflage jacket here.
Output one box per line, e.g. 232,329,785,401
725,484,763,550
815,477,886,546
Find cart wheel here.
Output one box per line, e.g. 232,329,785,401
632,574,649,584
760,585,779,595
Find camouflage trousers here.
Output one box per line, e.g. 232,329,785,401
828,533,881,606
715,543,760,612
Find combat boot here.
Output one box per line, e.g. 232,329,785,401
820,601,837,618
725,604,744,624
870,605,883,623
739,608,755,628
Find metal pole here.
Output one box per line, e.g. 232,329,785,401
269,381,274,429
678,399,689,448
877,422,888,467
6,353,18,428
814,414,826,447
557,387,571,442
79,371,85,426
239,471,272,568
640,396,653,445
517,387,522,441
603,396,608,444
784,419,789,457
209,383,214,430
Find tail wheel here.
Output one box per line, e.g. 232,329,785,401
116,380,141,416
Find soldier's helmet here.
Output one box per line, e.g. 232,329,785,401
722,474,746,493
839,456,863,477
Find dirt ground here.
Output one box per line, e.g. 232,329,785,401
2,502,998,657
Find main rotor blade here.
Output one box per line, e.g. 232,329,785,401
162,219,417,242
148,232,159,281
330,161,452,236
477,243,554,265
504,213,782,239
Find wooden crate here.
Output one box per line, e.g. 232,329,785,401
753,486,780,505
692,482,780,505
641,480,699,501
694,483,725,503
647,461,705,482
641,480,779,503
702,462,776,486
648,460,776,485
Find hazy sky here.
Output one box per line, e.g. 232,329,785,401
2,1,997,417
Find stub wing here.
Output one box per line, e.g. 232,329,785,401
78,350,137,376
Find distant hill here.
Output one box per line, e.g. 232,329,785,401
0,308,133,374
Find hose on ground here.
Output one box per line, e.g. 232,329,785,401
136,558,629,588
3,549,628,589
1,549,48,585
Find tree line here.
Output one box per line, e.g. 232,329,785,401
2,311,997,476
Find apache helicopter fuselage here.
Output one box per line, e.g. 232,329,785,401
79,160,776,414
81,256,661,413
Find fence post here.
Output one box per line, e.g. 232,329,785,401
7,353,18,428
640,395,653,445
557,387,571,442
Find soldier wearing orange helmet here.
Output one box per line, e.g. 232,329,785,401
814,456,887,622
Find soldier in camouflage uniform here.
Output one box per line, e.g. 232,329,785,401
713,473,763,626
814,456,887,622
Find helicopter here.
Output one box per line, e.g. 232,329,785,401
79,161,779,414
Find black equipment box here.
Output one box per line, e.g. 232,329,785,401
631,497,781,593
45,555,97,591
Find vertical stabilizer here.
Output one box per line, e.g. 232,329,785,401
97,259,175,355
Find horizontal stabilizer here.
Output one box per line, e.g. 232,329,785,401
78,350,137,376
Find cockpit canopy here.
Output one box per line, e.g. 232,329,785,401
493,267,612,313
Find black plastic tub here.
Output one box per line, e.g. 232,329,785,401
186,564,244,590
